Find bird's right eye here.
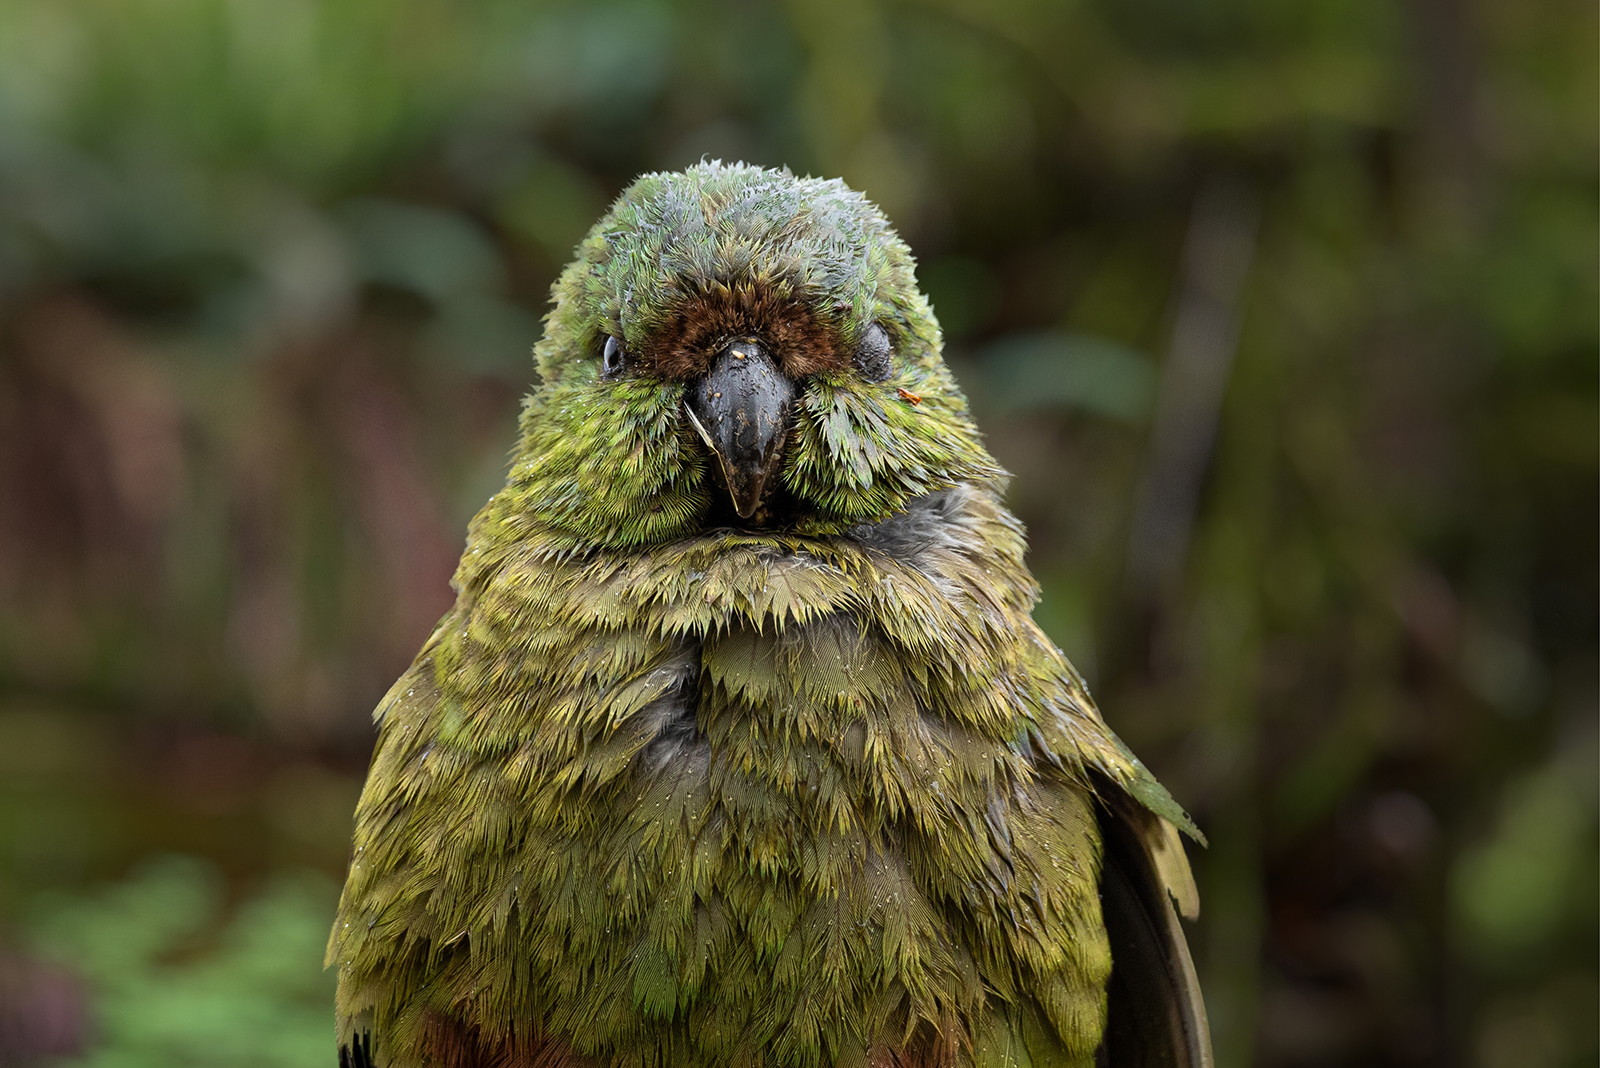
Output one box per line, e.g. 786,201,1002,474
602,335,626,377
854,323,893,382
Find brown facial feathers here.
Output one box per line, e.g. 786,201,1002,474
636,281,848,380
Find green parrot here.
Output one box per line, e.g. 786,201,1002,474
328,162,1211,1068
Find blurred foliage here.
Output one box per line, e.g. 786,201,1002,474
0,0,1592,1066
26,857,337,1068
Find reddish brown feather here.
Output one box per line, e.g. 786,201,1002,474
419,1013,592,1068
419,1009,966,1068
866,1015,963,1068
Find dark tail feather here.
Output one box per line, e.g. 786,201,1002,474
1095,788,1214,1068
339,1031,375,1068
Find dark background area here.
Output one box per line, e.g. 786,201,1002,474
0,1,1593,1066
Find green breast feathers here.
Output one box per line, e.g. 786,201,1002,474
329,163,1210,1068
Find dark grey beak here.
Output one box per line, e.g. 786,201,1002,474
684,340,796,519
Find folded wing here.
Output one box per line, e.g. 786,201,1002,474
1093,778,1213,1068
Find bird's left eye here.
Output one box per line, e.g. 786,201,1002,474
602,335,626,377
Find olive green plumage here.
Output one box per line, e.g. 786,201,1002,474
329,162,1205,1068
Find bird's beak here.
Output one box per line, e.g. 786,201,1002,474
684,339,796,519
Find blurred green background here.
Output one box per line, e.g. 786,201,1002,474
0,0,1592,1065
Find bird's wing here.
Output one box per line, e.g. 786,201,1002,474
1049,657,1213,1067
1091,773,1213,1068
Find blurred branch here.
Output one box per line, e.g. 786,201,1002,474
1125,175,1261,613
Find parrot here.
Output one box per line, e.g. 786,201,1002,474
328,161,1212,1068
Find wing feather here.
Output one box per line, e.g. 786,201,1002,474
1093,777,1212,1068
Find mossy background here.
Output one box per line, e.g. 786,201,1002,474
0,1,1592,1066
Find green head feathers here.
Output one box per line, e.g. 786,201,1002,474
481,162,1002,553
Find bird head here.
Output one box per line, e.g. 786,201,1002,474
498,162,1003,550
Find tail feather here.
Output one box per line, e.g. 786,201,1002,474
1094,784,1213,1068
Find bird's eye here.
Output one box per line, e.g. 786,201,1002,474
602,335,626,378
854,323,893,382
